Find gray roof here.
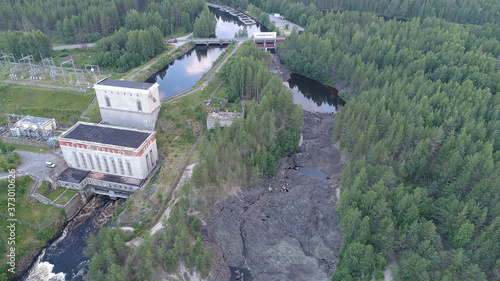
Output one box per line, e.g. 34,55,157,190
17,115,53,126
60,123,152,149
88,171,143,186
96,78,155,90
58,168,90,184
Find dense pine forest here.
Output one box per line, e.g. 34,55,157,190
192,42,303,188
0,0,215,71
223,0,500,26
245,0,500,280
0,0,206,42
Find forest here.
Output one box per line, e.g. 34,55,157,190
86,183,212,281
248,0,500,26
0,0,215,71
192,42,303,188
93,26,165,71
256,1,500,280
0,0,206,43
0,30,51,61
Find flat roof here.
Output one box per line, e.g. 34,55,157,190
88,171,143,186
60,122,153,149
17,115,53,126
58,168,90,184
96,78,155,90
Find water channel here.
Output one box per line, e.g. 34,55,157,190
146,8,268,100
22,7,345,281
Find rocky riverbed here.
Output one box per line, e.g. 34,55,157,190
207,111,343,281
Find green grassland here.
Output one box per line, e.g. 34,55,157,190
53,189,78,205
0,85,95,125
0,176,65,278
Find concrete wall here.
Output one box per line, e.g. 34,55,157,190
95,83,160,130
100,106,159,130
95,83,160,113
207,118,235,130
60,139,158,180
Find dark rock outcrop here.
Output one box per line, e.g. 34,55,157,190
208,112,343,281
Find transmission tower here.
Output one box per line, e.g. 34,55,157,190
85,64,100,83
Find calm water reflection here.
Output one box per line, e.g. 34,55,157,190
286,73,345,113
210,7,268,38
146,46,226,99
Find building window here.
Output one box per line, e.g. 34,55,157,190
95,155,102,171
126,161,133,176
110,158,117,174
137,99,142,111
73,151,80,168
105,95,111,107
80,153,88,169
103,156,110,173
146,154,151,171
149,150,154,168
87,154,95,170
118,159,125,175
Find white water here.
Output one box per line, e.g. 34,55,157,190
24,250,65,281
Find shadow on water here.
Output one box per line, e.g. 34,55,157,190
286,73,345,113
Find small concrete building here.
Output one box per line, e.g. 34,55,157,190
206,110,243,129
94,78,161,130
9,115,57,139
57,122,158,197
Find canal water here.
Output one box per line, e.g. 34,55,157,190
146,46,226,99
211,7,268,38
146,7,268,100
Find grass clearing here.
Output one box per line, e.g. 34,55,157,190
0,85,96,126
0,176,65,278
46,186,67,201
82,97,101,123
54,189,78,205
7,143,50,153
37,181,51,195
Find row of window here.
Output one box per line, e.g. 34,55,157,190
104,95,142,111
104,91,140,97
87,179,136,191
67,143,131,156
72,151,133,177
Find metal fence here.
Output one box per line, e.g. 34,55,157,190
0,79,89,93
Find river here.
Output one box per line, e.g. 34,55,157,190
22,196,120,281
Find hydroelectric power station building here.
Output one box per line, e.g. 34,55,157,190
94,78,160,130
57,122,158,197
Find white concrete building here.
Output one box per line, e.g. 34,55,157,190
94,78,161,130
58,122,158,180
